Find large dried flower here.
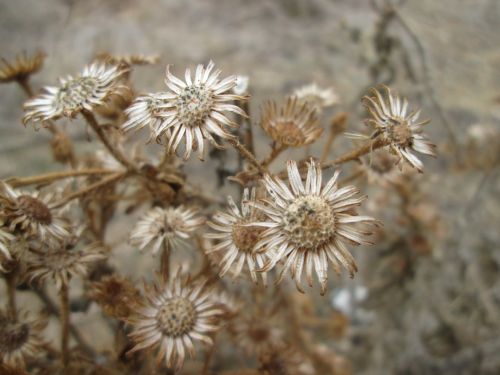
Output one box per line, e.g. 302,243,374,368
124,61,248,160
0,51,45,84
130,206,204,255
362,86,436,172
0,183,69,242
128,272,223,370
26,242,107,290
260,97,322,147
23,63,128,125
88,274,142,320
293,82,339,112
0,309,47,368
251,159,379,295
206,188,268,284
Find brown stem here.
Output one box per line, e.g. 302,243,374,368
60,282,70,368
52,172,125,209
6,168,115,188
5,272,17,320
261,144,287,167
320,112,348,163
202,333,217,375
323,137,389,168
160,244,170,282
227,138,267,175
82,110,138,173
241,101,255,154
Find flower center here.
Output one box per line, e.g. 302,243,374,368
282,195,335,249
232,222,262,253
176,85,214,127
388,120,413,148
17,195,52,225
156,296,197,337
273,121,304,146
0,321,30,353
57,77,98,113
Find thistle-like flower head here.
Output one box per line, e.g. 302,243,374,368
0,51,45,84
293,82,339,112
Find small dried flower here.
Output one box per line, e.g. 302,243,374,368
23,63,128,125
362,86,436,172
0,51,45,84
0,183,69,242
260,97,322,147
294,82,339,112
130,206,204,255
88,274,142,320
128,271,223,370
26,242,107,290
124,61,248,160
206,188,268,284
251,159,379,295
0,309,47,368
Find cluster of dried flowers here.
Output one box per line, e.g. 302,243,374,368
0,50,436,374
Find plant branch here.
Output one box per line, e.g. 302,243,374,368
6,168,115,188
227,138,267,175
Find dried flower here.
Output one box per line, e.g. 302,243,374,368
362,86,436,172
0,227,14,262
122,93,169,138
0,51,45,84
128,271,223,370
130,206,204,255
23,63,128,125
95,52,160,66
251,159,379,295
206,188,268,284
88,274,142,320
26,241,107,290
0,183,69,243
137,61,247,160
293,82,339,112
260,97,322,147
0,309,47,368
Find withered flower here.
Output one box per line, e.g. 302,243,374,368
0,51,45,84
260,97,322,147
294,82,339,112
125,61,248,160
0,309,47,368
122,93,169,138
0,183,69,243
23,63,128,125
251,159,379,295
206,188,268,284
88,274,142,320
26,241,107,290
130,206,204,255
362,86,436,172
128,271,223,370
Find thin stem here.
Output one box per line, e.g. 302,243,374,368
52,172,125,209
60,282,70,368
320,112,348,163
82,110,138,173
5,272,17,320
261,143,287,167
160,244,170,282
241,101,255,154
6,168,115,188
323,137,389,168
202,333,217,375
227,138,267,175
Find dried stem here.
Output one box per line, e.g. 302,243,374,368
60,282,70,368
323,137,389,168
160,244,170,282
6,168,115,188
227,138,267,175
320,112,348,163
202,334,217,375
5,272,17,320
261,143,287,167
82,110,138,173
241,101,255,154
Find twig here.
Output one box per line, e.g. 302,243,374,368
5,272,17,320
227,138,267,175
60,282,70,368
6,168,115,188
261,143,287,167
322,137,388,168
160,243,170,283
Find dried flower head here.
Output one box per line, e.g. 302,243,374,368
130,206,204,255
128,271,223,370
251,159,379,295
26,241,107,290
294,82,339,112
124,61,248,160
95,52,160,66
260,97,322,147
122,93,169,138
362,86,436,172
0,183,69,242
0,309,47,368
88,274,142,320
0,51,45,84
23,63,128,125
206,188,268,284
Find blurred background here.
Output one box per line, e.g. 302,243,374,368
1,0,499,374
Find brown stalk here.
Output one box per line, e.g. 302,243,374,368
6,168,115,188
322,137,389,168
60,282,70,368
227,137,267,175
261,143,287,167
160,243,170,283
320,112,348,163
5,272,17,320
